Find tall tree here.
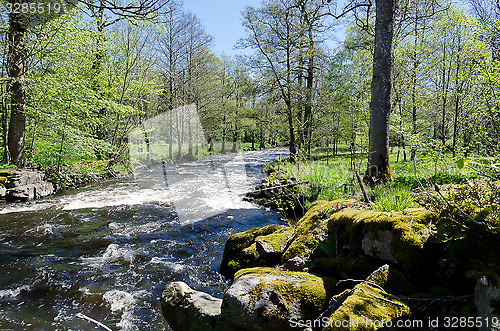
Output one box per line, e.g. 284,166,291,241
4,0,169,167
6,6,27,166
364,0,395,184
241,1,300,156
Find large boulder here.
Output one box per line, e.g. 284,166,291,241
161,281,231,331
6,181,55,200
255,227,295,262
3,171,43,188
327,208,436,280
0,170,55,201
222,267,332,331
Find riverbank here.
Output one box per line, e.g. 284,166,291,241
0,161,131,201
162,152,500,330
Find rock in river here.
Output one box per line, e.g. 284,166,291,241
221,267,331,331
161,281,232,331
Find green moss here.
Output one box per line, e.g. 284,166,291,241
327,208,436,276
220,224,284,278
281,199,359,262
227,260,240,270
323,284,411,331
235,267,330,320
366,265,413,295
247,280,265,306
256,227,294,253
243,243,259,260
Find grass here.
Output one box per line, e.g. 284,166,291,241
274,146,479,211
373,184,414,211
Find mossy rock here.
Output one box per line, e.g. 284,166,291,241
327,208,437,280
246,174,308,219
255,227,295,263
281,199,360,263
220,224,284,279
366,264,413,295
223,267,335,331
322,283,411,331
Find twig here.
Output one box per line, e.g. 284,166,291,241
394,294,473,303
242,181,310,197
336,279,386,293
356,286,406,308
355,171,370,203
76,313,113,331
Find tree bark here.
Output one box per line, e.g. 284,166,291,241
364,0,395,184
7,9,27,167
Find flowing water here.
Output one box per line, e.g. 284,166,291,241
0,149,288,330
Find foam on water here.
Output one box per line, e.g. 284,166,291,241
104,290,136,313
103,290,147,331
0,285,30,299
0,186,172,215
0,148,289,330
81,243,138,266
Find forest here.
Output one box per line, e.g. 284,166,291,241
0,0,497,181
1,0,500,329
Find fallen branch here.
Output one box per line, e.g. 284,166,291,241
76,313,113,331
355,171,370,203
242,181,310,197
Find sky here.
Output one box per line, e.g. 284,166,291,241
182,0,348,57
182,0,262,56
181,0,473,57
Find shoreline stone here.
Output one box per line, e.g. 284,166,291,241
161,281,232,331
0,170,55,201
222,267,331,331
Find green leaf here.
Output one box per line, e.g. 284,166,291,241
456,158,467,169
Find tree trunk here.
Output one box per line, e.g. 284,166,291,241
286,101,296,156
93,2,106,144
1,84,9,163
364,0,394,184
169,110,173,160
259,122,265,150
7,9,27,167
452,35,462,157
304,52,313,157
221,114,226,154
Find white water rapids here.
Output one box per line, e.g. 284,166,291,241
0,148,288,330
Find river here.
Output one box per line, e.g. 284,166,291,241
0,148,288,330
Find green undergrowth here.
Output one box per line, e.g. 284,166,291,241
45,159,132,189
270,150,479,212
